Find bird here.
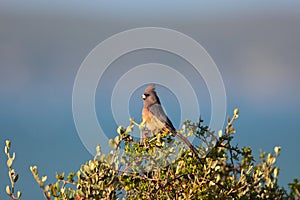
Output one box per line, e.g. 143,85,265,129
141,84,200,159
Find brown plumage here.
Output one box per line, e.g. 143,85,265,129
141,84,199,158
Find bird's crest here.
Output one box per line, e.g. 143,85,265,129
144,84,156,94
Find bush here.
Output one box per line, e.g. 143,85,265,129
4,109,300,199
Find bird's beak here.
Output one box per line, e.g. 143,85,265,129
141,94,146,100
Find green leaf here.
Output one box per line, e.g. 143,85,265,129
234,108,239,116
6,185,11,195
6,140,11,148
114,136,121,145
117,126,125,135
67,172,75,182
4,146,8,154
126,124,134,133
17,191,22,199
13,174,19,183
274,146,281,156
30,166,37,173
96,144,101,156
7,158,13,168
109,139,117,150
42,175,47,182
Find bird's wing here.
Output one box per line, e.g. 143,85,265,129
149,103,201,162
148,103,176,131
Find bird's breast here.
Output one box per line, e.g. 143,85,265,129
142,107,151,124
142,107,165,132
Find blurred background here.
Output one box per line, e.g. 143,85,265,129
1,1,300,199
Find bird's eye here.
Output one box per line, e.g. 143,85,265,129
142,93,150,100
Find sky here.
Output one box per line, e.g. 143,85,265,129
0,1,300,199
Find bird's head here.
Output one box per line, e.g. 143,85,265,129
141,84,160,106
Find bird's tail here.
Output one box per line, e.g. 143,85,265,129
163,129,202,164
